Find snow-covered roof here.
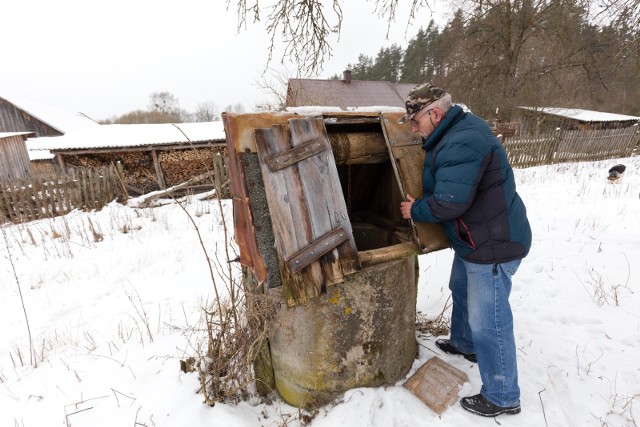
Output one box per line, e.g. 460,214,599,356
25,140,55,160
1,96,99,134
285,105,405,114
518,107,640,123
0,131,36,139
27,121,226,151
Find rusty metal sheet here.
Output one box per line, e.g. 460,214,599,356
224,112,300,153
222,112,298,286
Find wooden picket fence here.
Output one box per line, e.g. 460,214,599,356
0,165,120,224
501,125,639,167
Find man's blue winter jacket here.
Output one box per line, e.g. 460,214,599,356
410,105,532,264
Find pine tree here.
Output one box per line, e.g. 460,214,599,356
348,54,375,80
400,21,439,83
369,45,403,82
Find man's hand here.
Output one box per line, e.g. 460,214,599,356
400,194,415,219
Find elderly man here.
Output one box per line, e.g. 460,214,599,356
399,83,531,417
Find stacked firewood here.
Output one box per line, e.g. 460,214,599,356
159,148,222,187
64,152,159,193
30,160,56,177
61,147,229,195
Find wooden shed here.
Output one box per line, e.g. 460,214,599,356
0,132,36,180
0,96,98,137
517,107,640,132
28,122,227,195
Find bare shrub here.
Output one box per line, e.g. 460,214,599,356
2,226,35,366
164,158,279,406
192,288,276,405
416,295,452,338
87,217,104,242
583,257,632,307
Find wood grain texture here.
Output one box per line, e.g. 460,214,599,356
255,125,322,305
380,112,450,253
289,119,361,284
255,118,361,306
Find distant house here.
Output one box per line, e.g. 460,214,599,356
286,71,416,109
0,96,99,137
517,107,640,132
0,132,36,180
28,122,227,194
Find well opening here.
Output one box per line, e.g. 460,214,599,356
327,121,413,253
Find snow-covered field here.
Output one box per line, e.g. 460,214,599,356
2,157,639,426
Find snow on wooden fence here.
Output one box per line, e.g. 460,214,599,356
501,125,639,168
0,165,119,224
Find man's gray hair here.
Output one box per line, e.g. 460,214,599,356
430,93,453,113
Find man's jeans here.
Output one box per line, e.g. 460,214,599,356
448,253,521,407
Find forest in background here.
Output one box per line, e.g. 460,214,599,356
330,1,639,121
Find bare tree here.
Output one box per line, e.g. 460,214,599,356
223,103,246,113
149,92,180,116
255,67,308,111
193,101,221,122
235,0,343,75
232,0,638,77
103,109,181,124
597,0,640,38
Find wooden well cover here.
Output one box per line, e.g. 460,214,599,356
380,112,450,253
254,118,361,306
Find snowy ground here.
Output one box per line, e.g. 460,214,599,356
1,156,639,426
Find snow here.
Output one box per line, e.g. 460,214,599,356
286,106,346,114
285,106,405,114
347,106,405,113
26,122,226,152
518,106,640,123
25,140,55,161
0,132,35,139
2,156,640,426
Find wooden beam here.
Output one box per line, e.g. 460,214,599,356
328,131,389,165
285,227,350,274
150,149,166,189
132,170,215,207
358,242,419,268
56,154,66,171
50,142,225,156
265,138,325,171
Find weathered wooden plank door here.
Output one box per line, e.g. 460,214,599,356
222,112,299,287
255,118,361,306
379,112,450,253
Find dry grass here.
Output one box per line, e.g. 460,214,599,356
161,168,276,407
581,255,632,307
178,268,280,406
416,295,452,338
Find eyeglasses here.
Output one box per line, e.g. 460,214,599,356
410,107,434,126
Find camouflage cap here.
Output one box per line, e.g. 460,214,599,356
398,83,447,124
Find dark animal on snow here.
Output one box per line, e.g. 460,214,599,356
607,164,626,182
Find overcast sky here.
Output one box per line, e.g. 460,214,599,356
1,0,447,121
